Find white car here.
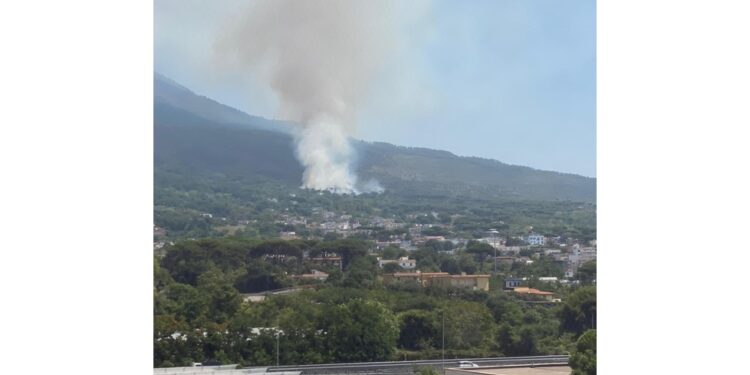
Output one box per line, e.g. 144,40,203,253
459,361,479,368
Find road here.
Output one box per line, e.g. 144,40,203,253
266,355,569,374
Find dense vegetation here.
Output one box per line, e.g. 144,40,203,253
154,238,596,367
154,167,596,243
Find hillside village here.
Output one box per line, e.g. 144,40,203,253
155,204,596,303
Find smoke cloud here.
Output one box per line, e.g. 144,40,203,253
215,0,399,194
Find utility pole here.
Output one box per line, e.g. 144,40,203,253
442,310,445,375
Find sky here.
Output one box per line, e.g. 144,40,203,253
154,0,595,177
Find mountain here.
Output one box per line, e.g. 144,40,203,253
154,73,291,133
154,74,596,203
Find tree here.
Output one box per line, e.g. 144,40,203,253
162,283,209,323
517,327,538,355
320,299,399,362
382,245,405,260
398,310,439,350
559,287,597,335
313,239,369,269
440,257,460,274
442,301,494,350
577,260,596,284
466,241,494,272
496,323,520,356
235,259,288,293
570,329,596,375
155,258,174,291
342,256,379,288
382,262,404,274
486,294,523,325
161,238,249,285
197,268,242,323
457,253,478,274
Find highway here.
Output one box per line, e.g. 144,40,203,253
267,355,569,374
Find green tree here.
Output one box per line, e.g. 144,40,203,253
559,286,596,335
440,257,460,274
570,329,596,375
457,253,478,274
235,259,288,293
342,256,379,288
382,262,404,274
398,310,439,350
320,299,399,362
162,283,209,323
577,260,596,284
466,241,494,272
382,245,405,260
496,323,519,356
442,301,494,350
197,268,241,323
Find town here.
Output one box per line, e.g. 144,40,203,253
155,208,597,298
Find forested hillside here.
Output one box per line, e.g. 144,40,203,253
154,73,596,203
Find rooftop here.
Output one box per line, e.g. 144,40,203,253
512,287,555,296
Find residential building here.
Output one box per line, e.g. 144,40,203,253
504,277,524,290
377,256,416,270
525,233,546,246
382,271,449,286
511,287,557,302
382,271,490,291
291,269,329,281
309,253,342,269
279,231,297,240
428,273,490,291
538,277,559,283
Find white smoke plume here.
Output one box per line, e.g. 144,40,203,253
215,0,399,194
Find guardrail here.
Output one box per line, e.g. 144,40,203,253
266,355,569,374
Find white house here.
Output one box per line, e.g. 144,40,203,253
525,233,546,246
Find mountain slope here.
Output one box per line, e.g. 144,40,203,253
154,74,596,203
154,73,291,133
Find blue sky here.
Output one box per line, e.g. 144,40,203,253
155,0,596,177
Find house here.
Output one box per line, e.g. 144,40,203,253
501,246,522,254
516,256,534,264
525,233,546,246
543,248,562,256
375,240,403,250
309,253,342,269
292,269,329,281
504,277,524,290
280,231,297,240
538,277,559,283
511,287,557,302
428,273,490,291
378,256,416,270
382,271,491,291
382,271,449,286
